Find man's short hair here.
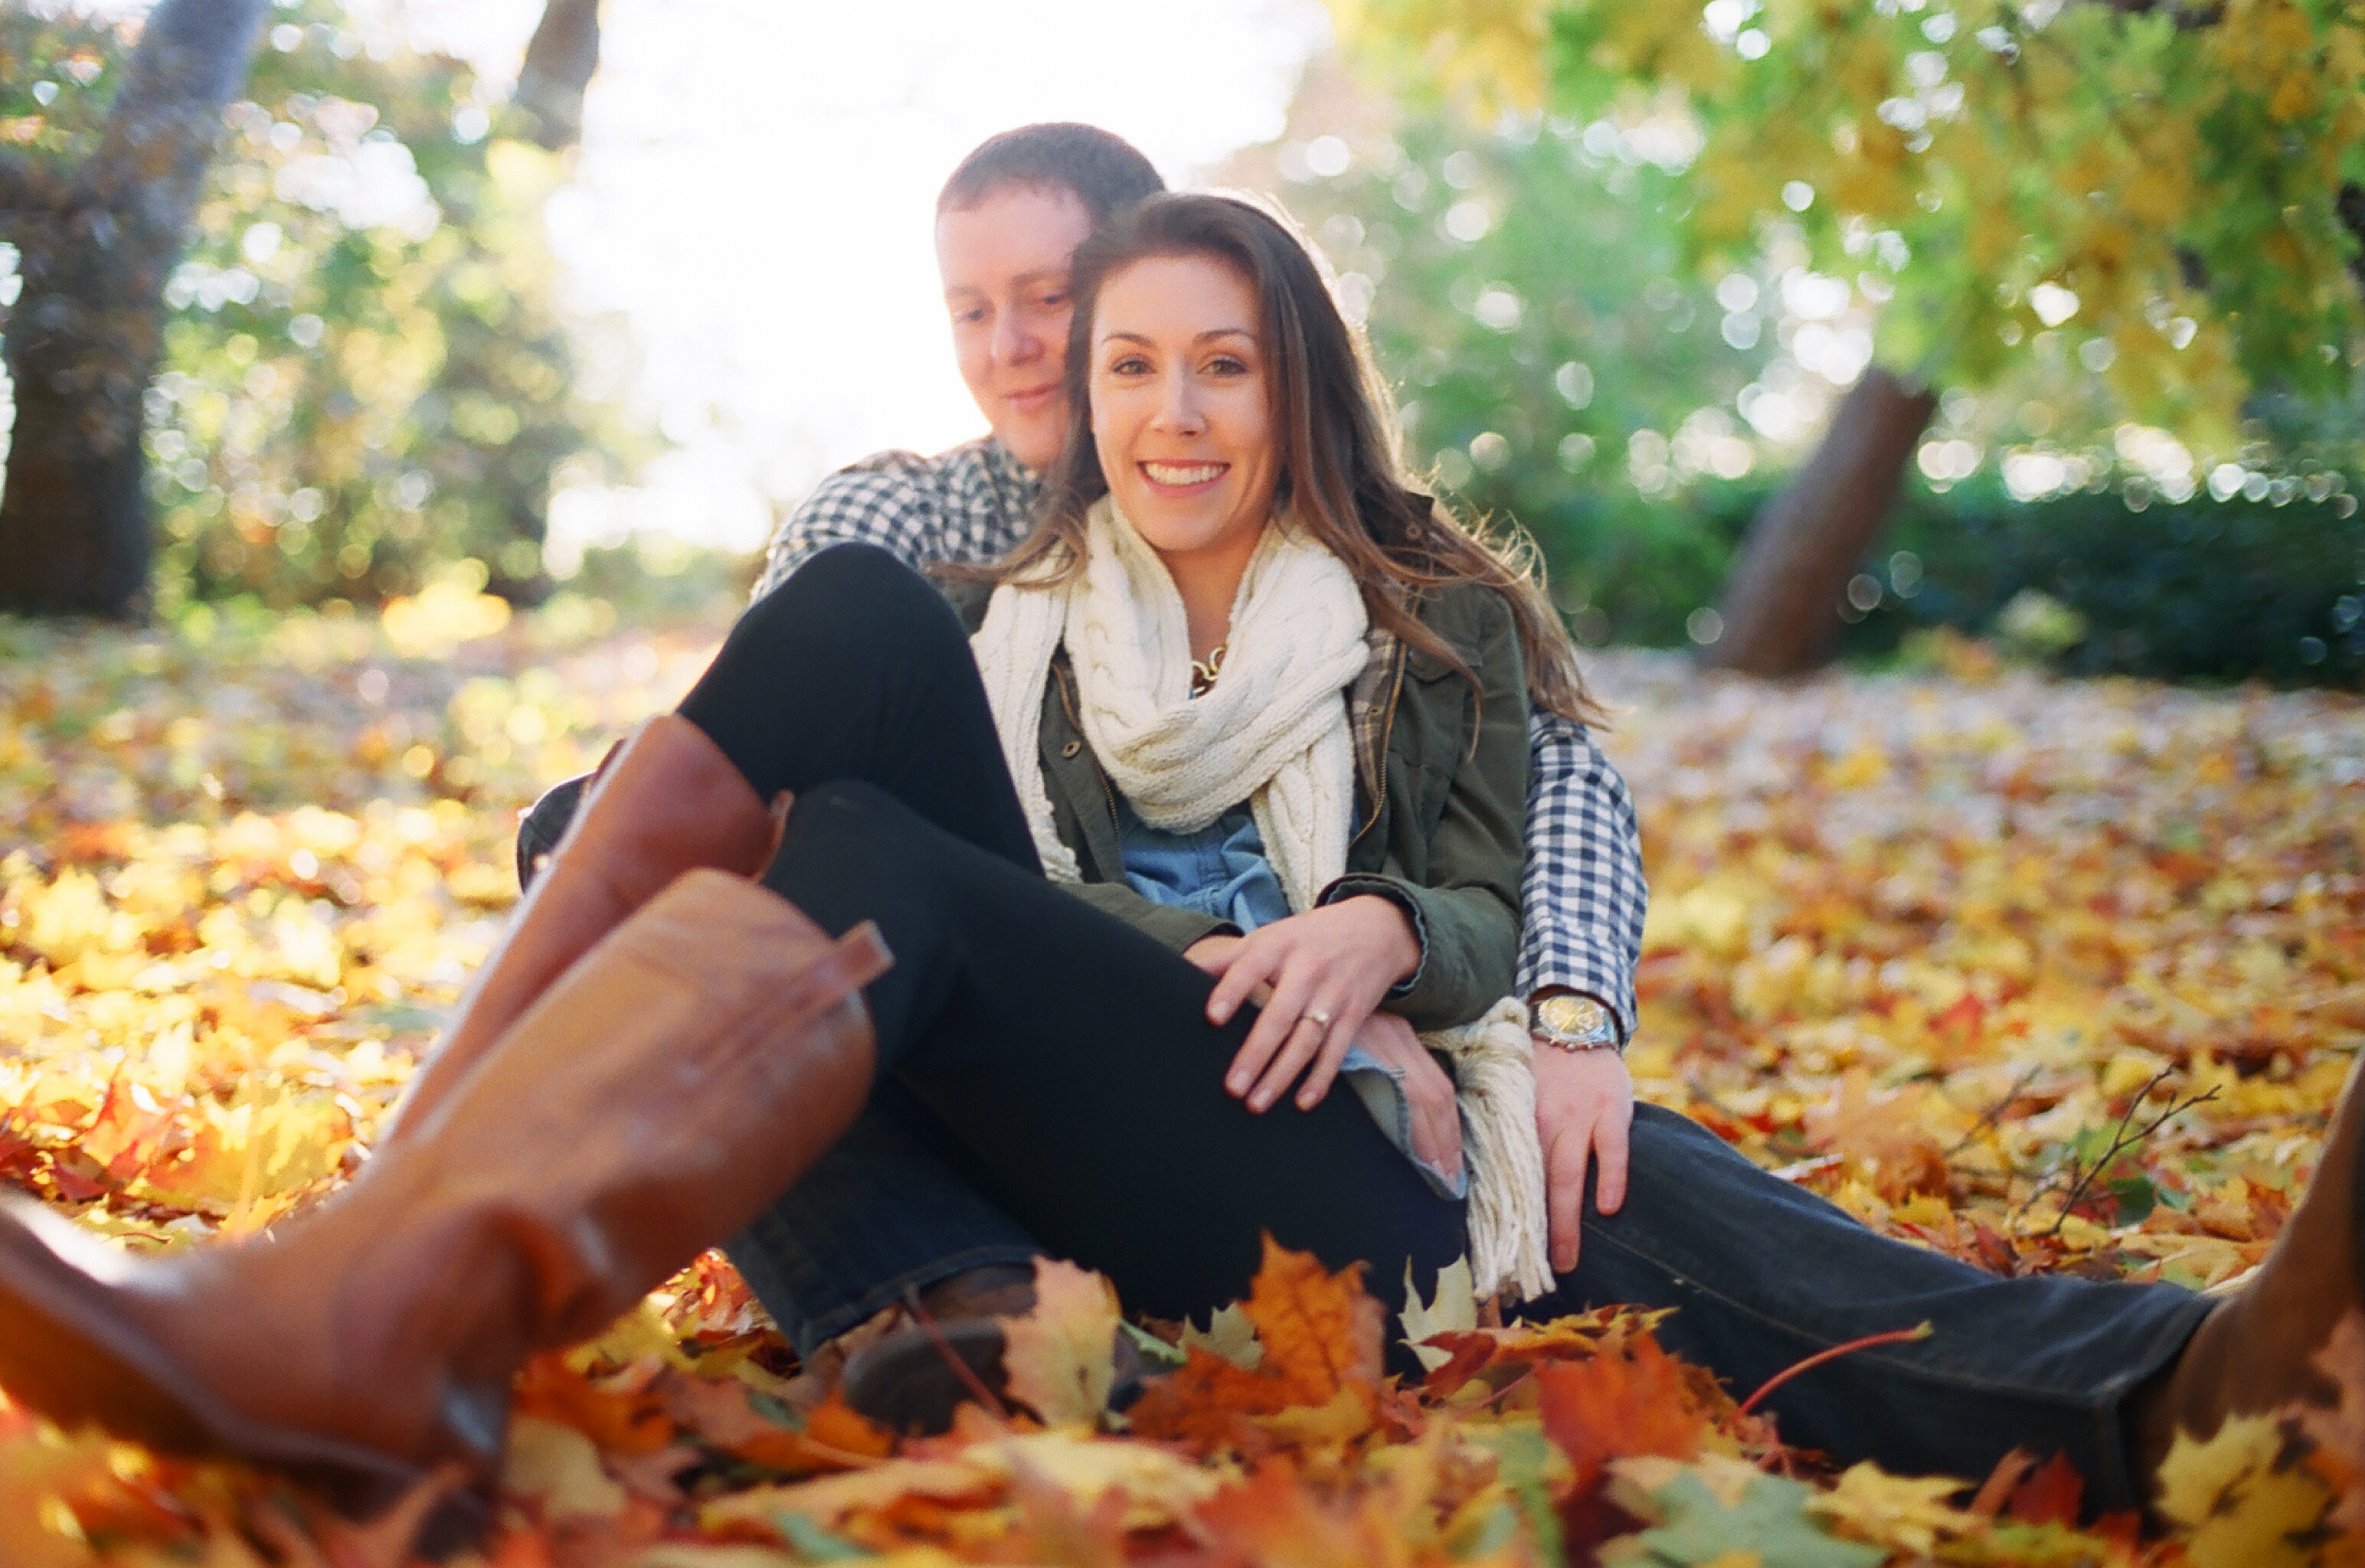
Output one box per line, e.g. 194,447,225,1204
937,123,1166,227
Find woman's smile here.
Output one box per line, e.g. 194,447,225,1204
1140,459,1230,493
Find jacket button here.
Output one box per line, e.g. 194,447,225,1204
1060,740,1082,759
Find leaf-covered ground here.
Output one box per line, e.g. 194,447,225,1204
2,591,2361,1566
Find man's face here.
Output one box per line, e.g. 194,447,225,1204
935,183,1096,472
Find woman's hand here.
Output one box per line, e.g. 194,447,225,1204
1533,1042,1634,1274
1353,1014,1462,1184
1195,895,1421,1113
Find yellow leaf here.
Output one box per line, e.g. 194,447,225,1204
503,1413,629,1523
2156,1414,2331,1567
1807,1462,1974,1554
1003,1258,1121,1427
1398,1256,1479,1371
978,1431,1220,1526
1179,1302,1264,1370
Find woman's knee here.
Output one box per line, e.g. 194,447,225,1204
739,544,964,668
774,780,951,907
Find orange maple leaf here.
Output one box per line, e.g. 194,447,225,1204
1193,1459,1373,1568
512,1354,675,1456
1242,1235,1384,1406
1125,1344,1295,1452
1536,1333,1709,1494
77,1074,175,1181
1129,1239,1388,1454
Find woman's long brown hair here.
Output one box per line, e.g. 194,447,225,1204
984,191,1602,727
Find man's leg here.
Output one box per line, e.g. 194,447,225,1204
1526,1104,2210,1511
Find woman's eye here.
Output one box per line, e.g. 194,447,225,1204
1107,354,1151,375
1205,355,1249,376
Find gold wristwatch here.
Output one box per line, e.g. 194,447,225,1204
1533,992,1619,1052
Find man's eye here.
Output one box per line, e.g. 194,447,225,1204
1039,292,1069,309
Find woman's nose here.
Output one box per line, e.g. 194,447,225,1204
1153,373,1204,433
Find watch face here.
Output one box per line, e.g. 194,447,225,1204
1541,995,1608,1036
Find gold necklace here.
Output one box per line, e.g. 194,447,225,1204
1189,642,1228,697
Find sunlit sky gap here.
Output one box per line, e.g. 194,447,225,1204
381,0,1332,560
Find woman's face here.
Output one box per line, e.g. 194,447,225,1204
1088,252,1279,573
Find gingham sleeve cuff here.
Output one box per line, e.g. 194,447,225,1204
1516,710,1647,1042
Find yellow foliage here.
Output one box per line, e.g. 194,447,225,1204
2156,1415,2334,1566
8,615,2365,1560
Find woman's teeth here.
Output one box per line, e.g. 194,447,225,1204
1144,462,1225,486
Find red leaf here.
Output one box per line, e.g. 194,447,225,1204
2007,1451,2086,1527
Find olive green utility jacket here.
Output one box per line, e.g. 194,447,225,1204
946,577,1529,1033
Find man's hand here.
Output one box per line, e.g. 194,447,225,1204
1533,1041,1634,1275
1192,897,1421,1113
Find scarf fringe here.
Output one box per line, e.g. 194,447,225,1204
1425,998,1554,1303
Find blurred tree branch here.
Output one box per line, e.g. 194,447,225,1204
514,0,600,152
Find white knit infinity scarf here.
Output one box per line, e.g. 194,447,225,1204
971,496,1368,910
968,498,1554,1304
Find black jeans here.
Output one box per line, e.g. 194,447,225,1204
681,545,1470,1334
529,544,2212,1510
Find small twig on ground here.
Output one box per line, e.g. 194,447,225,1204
2007,1070,2219,1238
1945,1063,2046,1158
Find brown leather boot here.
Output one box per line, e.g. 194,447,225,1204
381,714,780,1144
2129,1056,2365,1490
0,871,888,1501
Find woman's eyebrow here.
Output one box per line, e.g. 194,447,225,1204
1097,327,1257,345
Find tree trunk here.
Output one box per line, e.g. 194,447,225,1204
515,0,602,152
0,0,268,620
1703,368,1938,676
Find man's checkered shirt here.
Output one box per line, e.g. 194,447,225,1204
756,438,1648,1040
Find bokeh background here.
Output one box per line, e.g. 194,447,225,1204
1,0,2359,684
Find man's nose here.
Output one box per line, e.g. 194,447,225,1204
993,309,1040,367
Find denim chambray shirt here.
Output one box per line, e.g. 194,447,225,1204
1117,798,1467,1199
